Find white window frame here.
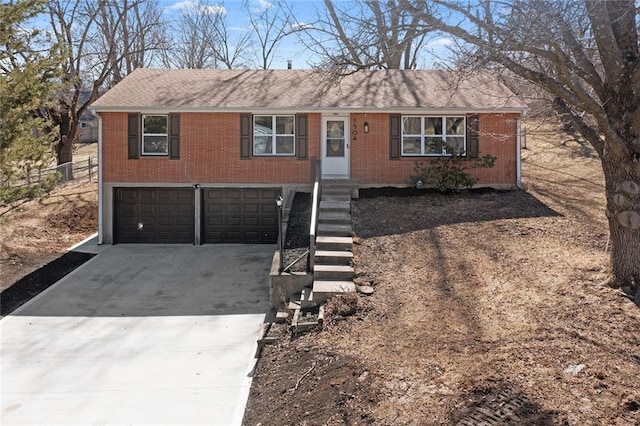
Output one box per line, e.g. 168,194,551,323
401,116,466,157
253,115,295,156
141,114,169,156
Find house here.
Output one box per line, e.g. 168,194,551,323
90,68,527,245
77,90,98,142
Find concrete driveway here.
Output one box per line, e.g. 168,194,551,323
1,243,274,425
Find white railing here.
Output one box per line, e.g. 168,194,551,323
308,159,322,272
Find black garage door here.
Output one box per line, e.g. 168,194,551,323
202,188,280,244
114,188,195,244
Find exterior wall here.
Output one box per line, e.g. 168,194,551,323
350,112,520,187
99,110,519,243
101,111,518,187
101,112,321,184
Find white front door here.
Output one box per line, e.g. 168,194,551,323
321,117,350,178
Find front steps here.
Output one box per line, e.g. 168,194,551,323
288,180,357,333
316,235,352,251
314,250,353,265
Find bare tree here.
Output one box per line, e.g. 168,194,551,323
405,0,640,300
164,0,251,69
211,3,252,69
166,0,222,69
47,0,168,166
244,0,295,69
296,0,432,71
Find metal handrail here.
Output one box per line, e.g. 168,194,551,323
308,159,322,272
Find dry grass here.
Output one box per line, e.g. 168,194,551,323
0,144,98,291
244,122,640,425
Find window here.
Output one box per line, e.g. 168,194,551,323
253,115,295,156
402,116,466,156
142,115,168,155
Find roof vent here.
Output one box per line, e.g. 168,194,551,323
287,59,292,69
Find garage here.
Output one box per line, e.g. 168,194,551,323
202,188,280,244
114,188,195,244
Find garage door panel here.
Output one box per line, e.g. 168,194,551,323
243,190,259,199
202,188,280,244
262,217,277,226
225,217,240,226
225,190,242,199
225,204,241,214
205,204,223,214
157,205,175,214
244,217,259,226
244,204,259,214
115,188,194,244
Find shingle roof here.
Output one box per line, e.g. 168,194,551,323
90,68,527,112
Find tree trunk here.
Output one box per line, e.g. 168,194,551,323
56,109,75,180
602,152,640,303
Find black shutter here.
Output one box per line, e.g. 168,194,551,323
127,113,139,159
240,114,251,159
296,114,308,160
467,114,479,158
169,113,180,159
390,114,401,159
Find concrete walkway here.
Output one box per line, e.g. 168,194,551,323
1,244,273,425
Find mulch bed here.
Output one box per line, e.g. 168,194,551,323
0,251,95,316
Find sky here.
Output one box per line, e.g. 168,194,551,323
157,0,331,68
28,0,455,70
155,0,455,69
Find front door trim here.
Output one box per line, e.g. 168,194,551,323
321,116,350,178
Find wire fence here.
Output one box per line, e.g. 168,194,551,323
13,157,98,189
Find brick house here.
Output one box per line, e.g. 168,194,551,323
90,68,527,244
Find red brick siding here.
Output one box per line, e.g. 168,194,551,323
102,112,321,183
101,111,518,186
350,113,519,186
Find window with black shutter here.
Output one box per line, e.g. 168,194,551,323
169,113,180,160
240,114,251,159
390,114,401,159
127,113,139,159
128,113,180,158
466,114,480,158
296,114,308,160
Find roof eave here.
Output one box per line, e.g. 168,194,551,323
90,105,528,114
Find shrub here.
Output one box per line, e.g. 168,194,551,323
409,140,496,192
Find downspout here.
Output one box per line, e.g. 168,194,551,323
96,111,104,244
516,117,522,189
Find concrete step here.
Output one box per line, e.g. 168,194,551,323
288,288,317,310
319,200,350,213
316,236,353,251
323,186,352,195
312,280,357,304
314,250,353,265
291,305,325,333
314,264,355,281
318,212,351,225
275,310,290,323
317,223,352,237
322,179,359,188
322,192,351,202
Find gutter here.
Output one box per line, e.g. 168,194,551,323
90,106,530,115
95,110,103,244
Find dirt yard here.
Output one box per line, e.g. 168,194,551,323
243,122,640,425
0,143,98,293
